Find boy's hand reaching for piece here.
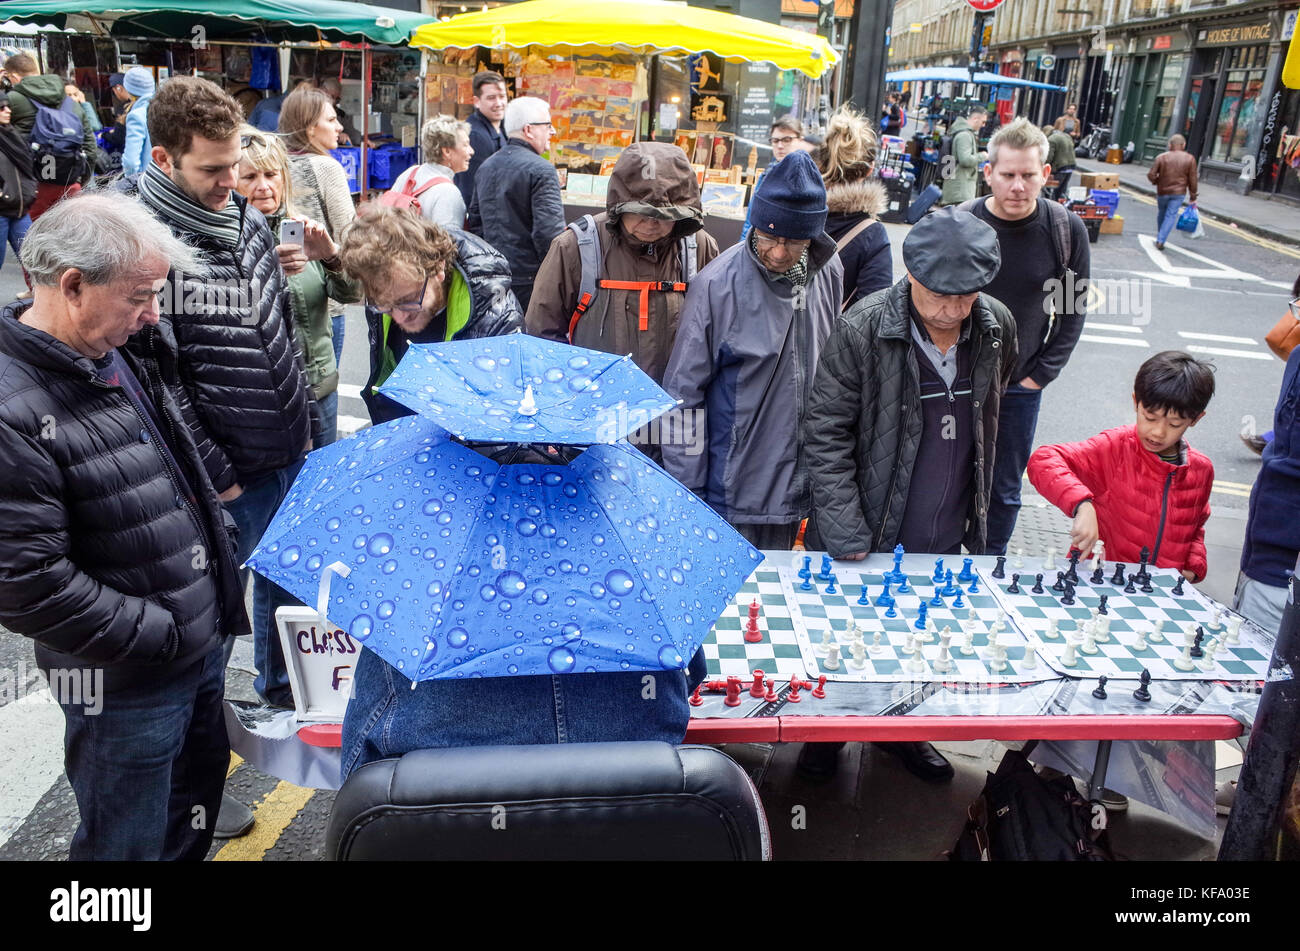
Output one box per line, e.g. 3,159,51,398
1070,500,1099,557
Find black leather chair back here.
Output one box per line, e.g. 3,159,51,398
327,741,771,860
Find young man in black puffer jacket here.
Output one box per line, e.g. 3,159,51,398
0,192,250,860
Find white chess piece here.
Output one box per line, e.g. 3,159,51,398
966,606,978,623
1061,639,1078,667
1043,547,1056,572
870,632,884,655
934,644,954,674
1198,638,1218,672
1022,643,1038,670
1210,605,1224,630
1013,547,1025,571
1081,624,1099,655
1226,616,1242,646
961,631,976,656
1095,616,1112,643
825,644,841,671
984,629,1000,659
1133,629,1148,652
1174,639,1196,671
846,619,860,643
850,640,867,669
1150,619,1165,644
1044,617,1060,640
909,643,926,673
818,628,833,654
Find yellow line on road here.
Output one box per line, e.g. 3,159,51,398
1214,479,1254,490
213,782,316,861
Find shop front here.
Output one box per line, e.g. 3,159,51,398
1117,29,1192,162
1254,8,1299,200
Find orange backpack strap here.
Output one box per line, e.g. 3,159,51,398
567,291,595,342
598,280,688,331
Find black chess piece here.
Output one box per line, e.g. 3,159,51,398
1007,573,1021,594
1092,676,1108,701
1065,549,1081,585
1171,576,1186,596
992,555,1006,579
1137,546,1151,583
1124,576,1137,594
1191,627,1205,658
1051,571,1066,593
1110,563,1126,586
1061,581,1076,606
1090,563,1105,586
1031,573,1045,594
1132,669,1152,703
1097,594,1109,615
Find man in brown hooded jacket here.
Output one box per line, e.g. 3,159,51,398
526,141,719,388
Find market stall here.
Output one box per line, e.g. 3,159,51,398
0,0,430,192
411,0,837,221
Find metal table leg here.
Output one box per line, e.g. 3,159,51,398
1087,739,1113,801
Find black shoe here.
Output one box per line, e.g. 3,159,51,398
1240,432,1267,456
795,742,844,780
214,791,255,840
874,741,955,782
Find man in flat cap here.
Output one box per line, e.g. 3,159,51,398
797,206,1017,782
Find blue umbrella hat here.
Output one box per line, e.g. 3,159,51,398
377,334,678,445
248,414,762,682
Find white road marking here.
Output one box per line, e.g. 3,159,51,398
337,414,370,436
1177,331,1260,345
1139,235,1263,282
0,687,66,849
1184,344,1272,361
336,383,364,400
1123,270,1193,288
1086,322,1144,333
1078,334,1150,348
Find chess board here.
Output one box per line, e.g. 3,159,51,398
701,567,809,680
984,566,1273,681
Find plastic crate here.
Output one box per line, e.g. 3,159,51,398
1089,188,1119,218
367,145,418,190
328,147,361,194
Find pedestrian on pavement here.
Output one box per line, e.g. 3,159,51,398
120,66,155,178
124,76,322,838
1042,122,1077,200
939,104,987,206
526,140,719,400
925,90,945,134
816,106,892,311
64,82,101,132
961,117,1091,555
881,93,903,137
3,52,96,220
466,95,565,314
801,206,1017,782
280,85,358,370
1148,133,1198,251
236,125,361,447
1053,103,1082,143
454,70,509,208
0,93,37,269
337,203,523,426
662,150,842,549
387,114,473,231
0,190,250,859
1029,350,1215,581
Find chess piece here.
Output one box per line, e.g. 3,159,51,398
897,573,911,594
745,598,762,643
1043,617,1060,640
922,616,938,643
1136,546,1151,584
812,675,827,699
933,558,945,584
968,574,981,594
1022,641,1038,670
870,632,884,655
934,644,954,674
992,555,1006,579
1095,615,1111,642
909,643,926,674
1124,576,1137,594
1090,561,1106,586
1198,639,1218,672
817,554,833,582
1014,547,1025,571
876,581,894,609
1132,669,1152,703
958,557,975,583
850,640,867,669
952,588,965,609
825,574,838,595
966,605,978,623
825,644,841,671
750,670,767,698
1060,639,1078,667
689,684,703,707
1132,628,1148,652
914,601,930,631
764,678,778,702
1032,573,1045,594
886,544,906,584
1092,676,1108,700
1097,594,1109,616
929,588,944,608
1150,619,1165,643
1171,576,1186,597
1007,573,1021,594
1226,616,1242,646
1051,571,1066,593
1174,631,1196,671
1043,547,1057,571
1210,605,1224,630
988,645,1007,672
787,678,802,703
1080,625,1099,654
818,628,833,654
800,570,813,591
941,569,961,598
1190,627,1205,658
1140,573,1154,594
961,631,976,656
1061,581,1076,606
1065,549,1081,585
1110,563,1126,586
724,676,743,707
857,584,870,606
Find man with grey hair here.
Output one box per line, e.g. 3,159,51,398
0,191,249,860
962,115,1090,556
467,95,565,311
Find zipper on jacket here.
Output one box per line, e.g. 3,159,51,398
882,353,917,543
1151,469,1175,562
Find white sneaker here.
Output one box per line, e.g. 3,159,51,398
1216,779,1237,816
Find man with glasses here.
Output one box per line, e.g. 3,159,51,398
742,116,804,240
663,150,841,549
467,96,565,313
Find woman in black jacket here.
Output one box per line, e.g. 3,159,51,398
0,92,37,269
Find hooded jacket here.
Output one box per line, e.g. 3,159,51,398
525,141,720,384
824,179,892,311
662,233,843,524
940,117,982,206
804,279,1018,557
362,227,524,425
0,302,250,693
8,74,97,159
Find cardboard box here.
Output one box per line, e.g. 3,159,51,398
1080,171,1119,190
1100,213,1124,234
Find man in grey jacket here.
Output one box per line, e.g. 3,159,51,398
799,207,1017,781
663,150,842,548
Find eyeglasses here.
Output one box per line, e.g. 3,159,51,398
527,122,556,132
769,134,797,146
381,275,429,315
753,232,811,254
240,133,268,149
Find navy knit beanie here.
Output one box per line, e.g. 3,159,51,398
748,150,827,240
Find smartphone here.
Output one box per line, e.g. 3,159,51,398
279,219,304,247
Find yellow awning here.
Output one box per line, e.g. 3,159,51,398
411,0,839,79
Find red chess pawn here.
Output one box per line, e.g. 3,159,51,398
749,669,766,698
744,598,763,643
787,679,802,703
763,678,777,702
724,676,743,707
812,675,827,699
688,684,703,707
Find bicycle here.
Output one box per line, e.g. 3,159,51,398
1076,123,1111,160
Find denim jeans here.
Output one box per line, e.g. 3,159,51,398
341,646,705,780
0,214,31,269
1156,193,1185,245
331,312,345,369
61,644,228,860
317,389,339,447
223,458,305,705
985,383,1045,556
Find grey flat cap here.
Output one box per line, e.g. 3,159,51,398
903,206,1002,295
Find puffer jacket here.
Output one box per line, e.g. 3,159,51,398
940,117,981,206
0,302,250,692
362,227,524,424
120,183,315,494
804,279,1018,557
121,93,151,177
662,233,843,524
824,179,892,311
1028,426,1213,582
525,141,720,384
466,138,566,289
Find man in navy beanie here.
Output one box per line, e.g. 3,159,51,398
663,150,842,548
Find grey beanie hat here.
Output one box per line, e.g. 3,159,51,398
903,206,1001,295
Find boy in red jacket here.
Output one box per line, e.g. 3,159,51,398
1028,351,1216,581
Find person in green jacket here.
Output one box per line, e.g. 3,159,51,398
939,105,987,206
236,125,361,446
1043,124,1077,200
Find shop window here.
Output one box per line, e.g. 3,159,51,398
1209,47,1267,164
1152,53,1185,139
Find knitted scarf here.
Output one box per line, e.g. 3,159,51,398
137,160,242,250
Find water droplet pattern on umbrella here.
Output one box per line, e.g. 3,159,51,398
378,335,677,445
248,415,763,680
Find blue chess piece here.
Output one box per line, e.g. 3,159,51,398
885,543,906,585
933,558,945,584
817,554,833,582
857,585,870,606
826,573,838,595
798,555,812,583
800,571,813,591
897,574,911,593
876,581,895,609
914,601,929,630
940,569,961,598
968,574,980,595
953,588,965,609
929,588,944,608
885,601,897,618
957,557,975,583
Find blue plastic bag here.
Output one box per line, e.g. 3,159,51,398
1176,203,1199,233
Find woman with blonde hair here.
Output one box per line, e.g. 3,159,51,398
279,86,358,368
386,114,473,230
235,125,361,446
816,106,892,311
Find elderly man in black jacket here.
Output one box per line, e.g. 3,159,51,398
799,207,1018,782
0,191,250,860
467,95,565,313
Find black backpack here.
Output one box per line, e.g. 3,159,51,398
950,749,1114,861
